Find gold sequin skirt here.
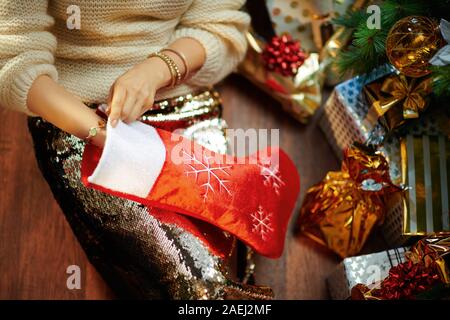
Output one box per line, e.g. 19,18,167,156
27,88,273,300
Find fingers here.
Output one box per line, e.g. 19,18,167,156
121,93,137,123
140,97,155,117
106,86,114,114
108,76,156,126
128,94,148,123
109,85,125,127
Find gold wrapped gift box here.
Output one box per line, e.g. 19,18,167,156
238,32,323,124
401,132,450,235
297,144,401,258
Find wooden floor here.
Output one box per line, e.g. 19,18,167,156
0,74,341,300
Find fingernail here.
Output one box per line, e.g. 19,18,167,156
110,119,118,127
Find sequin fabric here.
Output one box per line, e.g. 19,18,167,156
27,89,273,300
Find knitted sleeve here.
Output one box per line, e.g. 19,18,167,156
171,0,250,87
0,0,58,115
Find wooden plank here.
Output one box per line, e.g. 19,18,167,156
0,108,113,299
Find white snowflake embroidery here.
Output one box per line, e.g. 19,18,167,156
182,149,232,200
258,159,285,195
250,205,274,241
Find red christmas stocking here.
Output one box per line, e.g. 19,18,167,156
81,120,300,258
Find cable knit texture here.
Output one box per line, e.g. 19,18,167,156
0,0,249,115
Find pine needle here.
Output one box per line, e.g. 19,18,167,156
431,65,450,97
332,10,367,29
334,0,445,77
381,0,427,28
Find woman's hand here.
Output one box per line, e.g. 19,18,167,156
107,57,172,127
107,38,206,127
27,75,109,148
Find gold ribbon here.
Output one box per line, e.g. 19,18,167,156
364,75,432,130
238,32,322,124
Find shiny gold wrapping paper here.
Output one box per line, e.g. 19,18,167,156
363,75,433,131
319,26,354,86
238,32,322,124
407,233,450,284
297,144,401,258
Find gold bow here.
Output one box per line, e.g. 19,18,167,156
364,75,432,130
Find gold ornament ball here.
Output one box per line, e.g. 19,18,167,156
386,16,442,78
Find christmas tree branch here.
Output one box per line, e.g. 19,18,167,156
334,0,431,76
431,65,450,97
333,0,450,98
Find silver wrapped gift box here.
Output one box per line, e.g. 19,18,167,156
326,247,409,300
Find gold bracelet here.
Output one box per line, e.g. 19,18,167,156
148,52,182,87
160,51,182,85
84,120,106,143
161,48,189,81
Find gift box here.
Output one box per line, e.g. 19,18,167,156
326,247,409,300
382,113,450,245
297,144,402,258
239,32,322,123
400,118,450,235
265,0,354,52
241,0,360,123
319,0,369,86
351,234,450,300
319,66,450,246
318,64,396,160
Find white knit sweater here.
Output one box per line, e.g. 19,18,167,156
0,0,249,115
